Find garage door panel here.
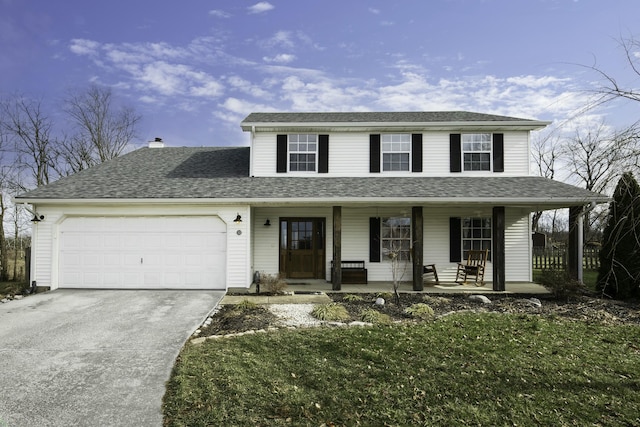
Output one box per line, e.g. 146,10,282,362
59,216,227,289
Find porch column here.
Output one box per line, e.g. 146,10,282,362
567,206,583,282
332,206,342,291
492,206,506,291
412,206,424,291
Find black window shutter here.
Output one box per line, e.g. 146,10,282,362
318,134,329,173
369,217,381,262
411,133,423,172
493,133,504,173
276,134,287,173
370,134,381,173
450,134,461,173
449,217,462,262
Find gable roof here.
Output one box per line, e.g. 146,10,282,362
16,146,607,208
241,111,550,131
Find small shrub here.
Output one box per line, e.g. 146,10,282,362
538,268,586,300
404,303,435,320
235,299,258,311
259,273,288,295
311,303,350,321
359,308,392,325
422,295,451,306
375,292,393,301
342,294,363,302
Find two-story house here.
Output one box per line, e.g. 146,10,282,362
16,111,608,292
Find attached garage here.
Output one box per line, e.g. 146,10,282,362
58,216,227,289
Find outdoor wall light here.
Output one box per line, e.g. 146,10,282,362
264,219,271,226
233,214,242,223
31,214,45,222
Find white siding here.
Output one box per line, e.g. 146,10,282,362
503,132,530,175
505,209,532,282
31,204,251,290
251,130,532,177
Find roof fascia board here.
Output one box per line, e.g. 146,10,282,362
241,120,551,132
17,195,609,206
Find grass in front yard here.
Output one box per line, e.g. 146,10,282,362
163,314,640,426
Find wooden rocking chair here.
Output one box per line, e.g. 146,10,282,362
422,264,439,284
455,249,488,286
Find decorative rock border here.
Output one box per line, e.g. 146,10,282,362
191,320,375,345
189,294,548,345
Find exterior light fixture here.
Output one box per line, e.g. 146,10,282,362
264,219,271,226
31,214,44,222
233,214,242,223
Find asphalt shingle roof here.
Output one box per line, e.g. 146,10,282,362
16,147,607,205
241,111,543,125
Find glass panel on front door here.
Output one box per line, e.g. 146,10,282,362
279,218,325,279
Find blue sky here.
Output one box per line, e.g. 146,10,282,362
1,0,639,148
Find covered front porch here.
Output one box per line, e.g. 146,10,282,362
251,203,591,293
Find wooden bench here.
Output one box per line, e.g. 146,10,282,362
331,260,368,284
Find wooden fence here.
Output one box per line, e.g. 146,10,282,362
532,247,600,270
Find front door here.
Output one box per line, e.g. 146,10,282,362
279,218,325,279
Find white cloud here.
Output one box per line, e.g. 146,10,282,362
226,75,272,99
369,8,380,14
263,53,296,64
209,9,231,18
263,31,295,49
190,80,225,98
69,39,100,56
247,2,274,14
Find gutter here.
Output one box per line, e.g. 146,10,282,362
240,120,552,132
14,195,611,207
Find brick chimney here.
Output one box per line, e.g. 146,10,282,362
148,137,164,148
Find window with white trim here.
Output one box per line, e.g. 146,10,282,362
382,216,411,261
462,217,491,260
462,133,491,171
289,134,317,172
382,134,411,171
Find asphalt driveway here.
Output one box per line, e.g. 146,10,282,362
0,289,224,427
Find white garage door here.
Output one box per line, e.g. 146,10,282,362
59,216,226,289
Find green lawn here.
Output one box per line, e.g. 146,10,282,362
163,313,640,426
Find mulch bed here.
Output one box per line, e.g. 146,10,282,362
198,293,640,337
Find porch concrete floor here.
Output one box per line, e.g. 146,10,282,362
286,280,549,294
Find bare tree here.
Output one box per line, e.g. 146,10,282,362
563,121,638,194
589,34,640,104
531,132,561,232
1,96,56,187
62,85,141,173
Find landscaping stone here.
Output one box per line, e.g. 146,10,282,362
527,298,542,308
468,295,492,304
375,297,385,306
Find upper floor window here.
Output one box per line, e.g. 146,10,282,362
382,134,411,171
462,133,491,171
289,134,317,172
